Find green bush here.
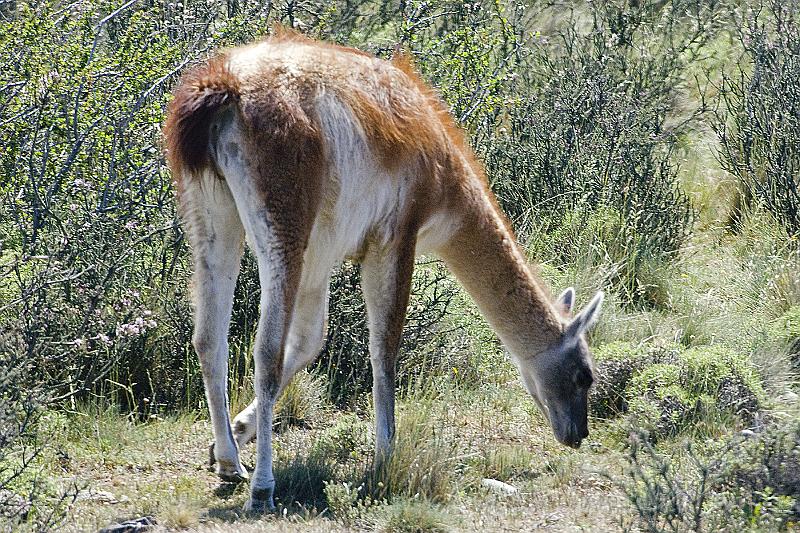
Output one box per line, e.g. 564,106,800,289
590,342,763,438
0,0,278,412
627,364,701,438
481,1,718,305
680,346,763,420
715,0,800,236
317,262,459,406
617,421,800,532
590,342,681,419
626,346,762,438
311,413,371,463
590,342,650,418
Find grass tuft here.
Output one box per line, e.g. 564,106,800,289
364,403,457,504
274,371,327,432
379,500,452,533
162,498,201,530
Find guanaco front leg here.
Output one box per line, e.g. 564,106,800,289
361,237,416,463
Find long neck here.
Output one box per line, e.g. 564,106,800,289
437,180,564,359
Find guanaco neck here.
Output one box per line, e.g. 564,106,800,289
437,178,564,360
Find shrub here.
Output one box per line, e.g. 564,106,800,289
590,342,648,419
481,1,718,305
626,346,763,439
722,421,800,525
311,413,371,463
318,262,459,406
627,364,700,438
590,342,680,419
679,346,763,422
616,433,716,533
617,421,800,532
1,0,477,413
0,0,279,412
590,342,763,438
0,333,74,530
714,0,800,236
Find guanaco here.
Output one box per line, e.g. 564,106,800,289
165,29,603,513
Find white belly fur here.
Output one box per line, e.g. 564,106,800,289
213,92,457,292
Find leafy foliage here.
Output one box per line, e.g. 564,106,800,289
480,1,721,305
716,0,800,236
319,262,459,406
617,421,800,532
591,342,763,438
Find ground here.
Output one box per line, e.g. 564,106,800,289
40,382,636,532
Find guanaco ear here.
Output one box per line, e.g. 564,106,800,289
556,287,575,316
565,291,604,338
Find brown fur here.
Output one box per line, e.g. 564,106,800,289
164,54,240,187
164,28,564,359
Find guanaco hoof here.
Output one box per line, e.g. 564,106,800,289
219,470,248,483
207,441,248,482
243,486,275,514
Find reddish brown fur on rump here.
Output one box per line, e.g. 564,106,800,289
164,55,240,184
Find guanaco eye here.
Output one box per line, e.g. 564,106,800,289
576,368,594,388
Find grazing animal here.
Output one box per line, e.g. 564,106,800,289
164,29,603,513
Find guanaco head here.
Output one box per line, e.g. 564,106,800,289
517,287,603,449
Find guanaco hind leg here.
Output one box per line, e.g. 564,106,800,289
229,277,330,450
181,170,248,482
210,115,319,513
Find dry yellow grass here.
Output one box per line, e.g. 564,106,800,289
36,386,636,532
